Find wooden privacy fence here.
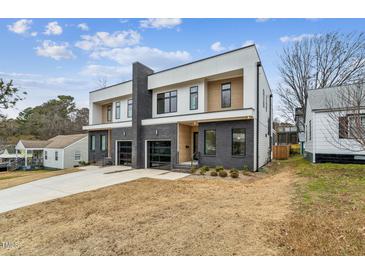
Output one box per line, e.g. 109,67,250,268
273,145,290,160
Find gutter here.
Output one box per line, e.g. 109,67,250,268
256,62,261,171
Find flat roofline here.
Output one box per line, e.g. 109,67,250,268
148,44,256,77
88,44,259,94
89,80,132,94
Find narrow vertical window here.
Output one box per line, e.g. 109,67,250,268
107,105,112,122
262,89,265,108
204,129,216,155
44,151,48,160
221,83,231,108
91,135,96,151
232,129,246,156
100,135,106,151
55,151,58,161
190,86,198,110
75,151,81,161
115,102,120,120
127,99,133,118
309,120,312,140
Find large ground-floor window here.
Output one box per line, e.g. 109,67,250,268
204,129,216,155
232,128,246,156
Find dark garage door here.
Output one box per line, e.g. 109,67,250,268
117,141,132,166
148,141,171,169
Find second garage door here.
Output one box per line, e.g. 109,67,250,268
148,141,171,169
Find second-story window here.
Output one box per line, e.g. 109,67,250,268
115,102,120,120
221,83,231,108
190,86,198,110
157,91,177,114
107,105,112,122
127,99,133,118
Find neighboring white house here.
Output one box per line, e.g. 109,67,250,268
304,86,365,164
15,134,88,169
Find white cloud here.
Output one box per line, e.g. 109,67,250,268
7,19,33,35
119,19,129,24
140,18,182,29
77,23,89,31
210,41,225,52
75,30,141,51
81,64,130,78
44,21,63,35
30,32,37,37
90,46,191,69
35,40,75,60
242,40,255,47
256,18,270,23
280,33,315,43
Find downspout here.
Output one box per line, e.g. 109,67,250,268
256,62,261,172
269,93,273,162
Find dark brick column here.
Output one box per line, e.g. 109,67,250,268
131,62,154,168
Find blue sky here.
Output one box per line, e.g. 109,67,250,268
1,18,365,118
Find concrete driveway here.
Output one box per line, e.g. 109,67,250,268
0,166,189,214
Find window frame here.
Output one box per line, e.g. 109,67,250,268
232,128,246,156
204,129,216,156
74,151,81,161
115,102,121,120
221,82,231,108
100,135,107,151
90,135,96,151
44,151,48,160
55,151,58,161
189,86,199,110
348,114,365,138
127,99,133,118
157,90,177,114
309,120,312,140
107,105,112,122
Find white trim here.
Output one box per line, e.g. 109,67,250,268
141,109,254,126
114,139,132,166
83,121,132,131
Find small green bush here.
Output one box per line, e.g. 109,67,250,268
242,165,250,171
210,171,218,176
230,171,239,178
201,166,210,172
229,168,238,173
219,170,228,177
200,167,207,175
215,166,224,172
191,167,197,174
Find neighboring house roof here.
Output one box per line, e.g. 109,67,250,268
16,134,87,150
19,140,50,149
308,84,365,111
45,134,87,149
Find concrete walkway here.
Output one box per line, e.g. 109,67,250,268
0,166,189,214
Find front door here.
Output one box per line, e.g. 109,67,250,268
193,132,198,160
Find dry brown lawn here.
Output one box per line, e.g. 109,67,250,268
0,168,80,190
0,167,294,255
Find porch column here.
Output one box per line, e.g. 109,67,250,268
24,149,28,167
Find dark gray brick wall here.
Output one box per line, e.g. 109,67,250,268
88,130,108,164
198,120,255,170
140,123,178,168
132,62,154,168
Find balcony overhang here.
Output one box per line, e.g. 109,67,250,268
83,121,132,131
141,108,254,126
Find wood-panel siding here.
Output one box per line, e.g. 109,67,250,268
207,76,243,112
101,104,112,123
178,124,192,163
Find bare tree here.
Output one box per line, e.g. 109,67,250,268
96,77,108,89
277,32,365,126
325,82,365,151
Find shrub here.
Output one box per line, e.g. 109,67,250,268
210,171,218,176
191,167,197,174
201,166,210,172
242,165,250,171
215,166,224,172
219,170,228,177
229,168,238,174
230,171,239,178
200,167,207,175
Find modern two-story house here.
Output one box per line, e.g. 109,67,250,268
83,45,272,171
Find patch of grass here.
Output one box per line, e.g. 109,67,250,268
273,156,365,255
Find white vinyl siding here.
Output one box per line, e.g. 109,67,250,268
43,149,64,169
63,137,88,168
